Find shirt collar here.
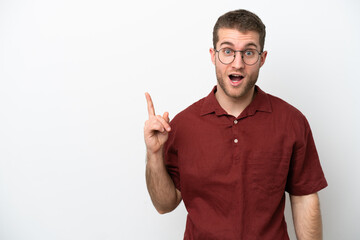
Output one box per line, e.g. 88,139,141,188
200,85,272,117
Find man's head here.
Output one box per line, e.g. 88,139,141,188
210,9,267,102
213,9,266,52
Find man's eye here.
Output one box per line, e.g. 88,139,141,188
223,49,234,55
244,50,255,56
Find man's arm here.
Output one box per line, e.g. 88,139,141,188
290,193,323,240
146,152,182,214
144,93,182,214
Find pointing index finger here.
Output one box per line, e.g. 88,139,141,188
145,92,155,117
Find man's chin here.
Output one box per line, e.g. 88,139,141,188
225,85,256,100
224,88,245,99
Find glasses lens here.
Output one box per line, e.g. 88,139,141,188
242,49,260,65
218,48,235,64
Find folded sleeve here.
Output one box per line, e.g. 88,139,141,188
164,121,181,191
285,116,328,195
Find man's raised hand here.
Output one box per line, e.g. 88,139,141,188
144,92,171,155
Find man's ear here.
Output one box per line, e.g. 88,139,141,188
209,48,216,65
260,50,267,68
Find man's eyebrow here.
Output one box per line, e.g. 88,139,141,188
219,41,235,47
244,42,259,49
219,41,259,49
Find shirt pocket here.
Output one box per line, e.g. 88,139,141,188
248,153,290,195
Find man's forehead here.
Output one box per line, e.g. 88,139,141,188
217,28,260,48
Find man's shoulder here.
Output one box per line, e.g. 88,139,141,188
265,92,309,130
171,96,206,124
267,93,305,118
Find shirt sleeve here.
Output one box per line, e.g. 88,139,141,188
285,116,328,195
164,121,181,191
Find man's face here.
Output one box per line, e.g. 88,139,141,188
210,28,267,100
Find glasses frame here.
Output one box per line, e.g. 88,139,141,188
215,48,263,66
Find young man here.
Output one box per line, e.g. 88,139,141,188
144,9,327,240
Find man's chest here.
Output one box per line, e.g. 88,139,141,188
176,116,294,197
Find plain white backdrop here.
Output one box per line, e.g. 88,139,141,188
0,0,359,239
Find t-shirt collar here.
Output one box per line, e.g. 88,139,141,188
200,85,272,117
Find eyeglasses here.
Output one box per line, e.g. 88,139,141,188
215,48,263,65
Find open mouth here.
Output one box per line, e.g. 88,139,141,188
229,74,244,85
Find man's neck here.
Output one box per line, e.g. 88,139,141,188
215,86,256,118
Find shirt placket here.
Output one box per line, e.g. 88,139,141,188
230,117,241,163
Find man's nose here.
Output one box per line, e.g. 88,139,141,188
231,52,244,69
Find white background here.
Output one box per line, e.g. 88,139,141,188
1,0,359,239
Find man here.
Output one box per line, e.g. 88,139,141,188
144,9,327,240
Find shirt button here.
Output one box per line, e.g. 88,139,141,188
234,120,238,124
234,139,238,143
